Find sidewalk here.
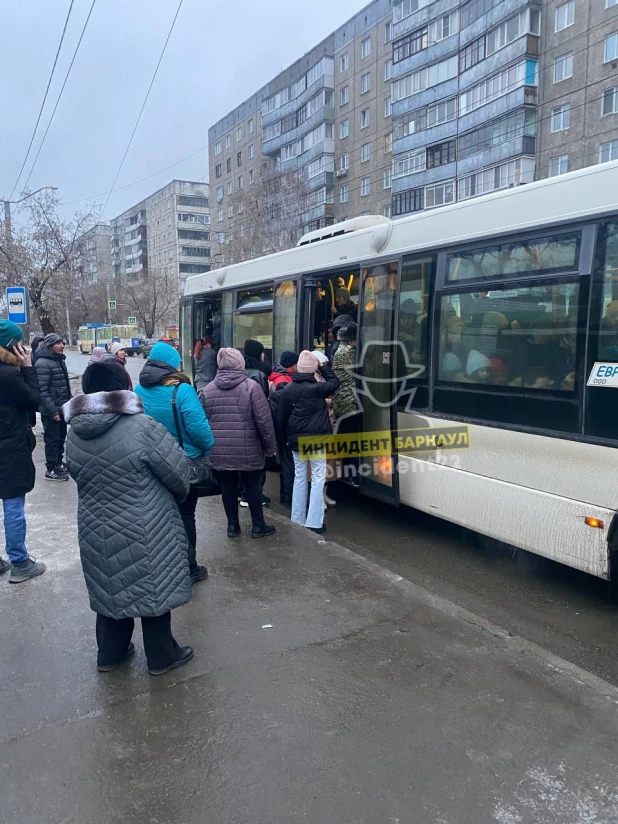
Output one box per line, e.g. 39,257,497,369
2,445,618,823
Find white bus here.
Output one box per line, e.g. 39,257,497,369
182,162,618,581
111,325,140,356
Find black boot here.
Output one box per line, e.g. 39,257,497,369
251,521,276,539
227,521,241,537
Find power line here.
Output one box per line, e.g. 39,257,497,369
8,0,75,200
22,0,98,195
101,0,184,218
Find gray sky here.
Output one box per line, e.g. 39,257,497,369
1,0,365,220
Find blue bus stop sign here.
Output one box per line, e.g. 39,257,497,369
6,287,29,325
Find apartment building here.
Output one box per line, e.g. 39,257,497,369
109,180,210,293
75,224,113,285
537,0,618,179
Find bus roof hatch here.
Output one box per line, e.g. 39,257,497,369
297,215,391,247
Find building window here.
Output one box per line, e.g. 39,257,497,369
217,209,224,223
361,177,371,196
605,32,618,62
555,0,574,31
384,96,392,117
215,164,222,178
393,149,426,178
226,158,232,173
384,59,393,81
181,246,210,258
248,118,254,134
459,59,537,115
549,155,569,176
227,181,233,195
551,104,570,131
486,9,539,56
340,153,349,170
425,181,454,208
340,52,349,72
383,205,391,218
227,206,233,218
600,140,618,162
384,169,392,189
340,119,349,139
361,73,371,94
237,175,243,190
216,232,225,243
236,127,242,142
216,186,224,200
385,132,393,153
249,169,255,184
608,0,618,7
392,56,459,102
361,37,371,59
214,141,222,155
225,135,231,149
553,53,573,82
602,87,618,114
361,109,371,129
430,11,459,42
341,86,349,106
385,21,393,42
237,151,242,166
392,188,424,216
361,143,371,162
340,185,349,203
459,36,486,73
427,140,456,168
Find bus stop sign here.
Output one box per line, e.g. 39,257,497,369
6,287,29,324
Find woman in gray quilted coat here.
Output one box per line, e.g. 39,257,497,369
200,347,277,539
63,361,195,677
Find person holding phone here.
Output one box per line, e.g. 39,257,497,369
34,333,72,481
0,320,46,583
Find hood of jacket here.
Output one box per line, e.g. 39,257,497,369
139,359,178,387
35,342,65,362
213,369,249,390
245,356,269,375
63,391,143,439
291,371,317,385
0,347,21,369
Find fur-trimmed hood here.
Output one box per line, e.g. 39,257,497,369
0,347,21,369
63,391,143,439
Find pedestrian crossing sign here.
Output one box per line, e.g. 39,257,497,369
128,316,137,325
108,300,117,310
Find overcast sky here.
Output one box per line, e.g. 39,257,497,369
1,0,365,221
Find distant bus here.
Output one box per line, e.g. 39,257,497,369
77,324,109,354
111,325,140,356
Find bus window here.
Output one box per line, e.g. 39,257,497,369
221,291,234,348
274,280,297,362
597,224,618,361
396,254,433,409
195,296,222,350
233,285,274,357
310,270,360,354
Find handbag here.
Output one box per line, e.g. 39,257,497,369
171,385,220,497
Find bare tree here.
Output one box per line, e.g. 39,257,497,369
0,190,99,335
218,162,308,266
123,274,177,338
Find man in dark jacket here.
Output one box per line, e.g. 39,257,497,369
243,339,271,396
268,351,298,506
35,333,72,481
278,351,339,534
328,313,355,362
0,320,47,583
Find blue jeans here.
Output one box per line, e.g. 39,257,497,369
2,496,29,565
291,453,327,529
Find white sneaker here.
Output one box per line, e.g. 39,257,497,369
324,490,337,508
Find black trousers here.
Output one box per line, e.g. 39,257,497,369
178,486,199,570
41,416,67,471
277,439,294,505
219,469,264,527
96,612,180,671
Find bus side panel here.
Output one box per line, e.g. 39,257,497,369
397,455,610,579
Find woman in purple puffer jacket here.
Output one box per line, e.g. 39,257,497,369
200,348,277,540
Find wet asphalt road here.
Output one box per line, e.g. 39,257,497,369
67,350,618,687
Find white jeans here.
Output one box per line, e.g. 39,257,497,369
291,453,327,529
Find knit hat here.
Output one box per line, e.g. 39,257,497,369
217,347,245,370
244,339,264,360
0,319,23,348
109,342,126,356
466,349,491,376
149,341,181,370
279,351,298,369
338,323,357,342
88,347,110,365
43,333,64,348
82,361,131,394
297,350,319,373
332,314,354,332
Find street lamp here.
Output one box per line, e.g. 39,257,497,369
3,185,58,242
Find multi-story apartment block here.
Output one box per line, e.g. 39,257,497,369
75,224,113,285
109,180,210,293
537,0,618,179
209,0,617,258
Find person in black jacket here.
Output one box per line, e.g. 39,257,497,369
278,351,340,534
34,333,72,481
268,351,298,506
0,320,47,583
243,339,271,395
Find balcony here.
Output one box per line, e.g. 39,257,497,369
456,135,536,176
262,106,335,156
305,170,335,192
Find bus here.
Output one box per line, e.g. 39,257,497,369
77,323,109,354
111,325,140,356
181,161,618,581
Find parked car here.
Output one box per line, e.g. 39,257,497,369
140,338,179,359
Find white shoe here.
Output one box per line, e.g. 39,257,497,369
324,490,337,508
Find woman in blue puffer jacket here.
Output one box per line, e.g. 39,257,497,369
135,342,214,585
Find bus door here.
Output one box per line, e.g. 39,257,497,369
273,279,300,363
355,261,400,505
